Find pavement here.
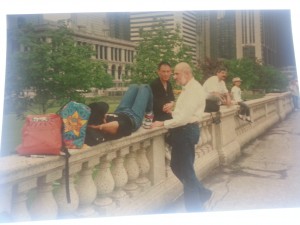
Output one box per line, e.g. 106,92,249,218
163,111,300,213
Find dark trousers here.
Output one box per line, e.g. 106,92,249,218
238,101,250,116
168,123,210,212
292,95,299,109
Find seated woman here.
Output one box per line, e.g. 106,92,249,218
85,84,153,146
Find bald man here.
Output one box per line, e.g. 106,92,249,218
151,62,212,212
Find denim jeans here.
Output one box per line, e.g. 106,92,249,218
115,84,153,131
169,123,210,211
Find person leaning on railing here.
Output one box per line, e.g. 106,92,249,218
85,84,153,145
151,62,212,212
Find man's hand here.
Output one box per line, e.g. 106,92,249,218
212,92,222,98
225,93,232,106
163,101,174,114
151,121,164,128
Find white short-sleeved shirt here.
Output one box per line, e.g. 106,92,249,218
203,76,228,97
231,86,242,102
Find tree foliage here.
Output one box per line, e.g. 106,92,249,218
130,20,201,85
197,58,224,84
6,21,113,115
199,57,289,92
223,58,262,90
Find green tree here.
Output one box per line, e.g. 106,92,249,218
6,22,113,115
199,57,288,92
224,58,262,90
224,58,288,92
130,20,201,85
198,58,224,84
255,65,289,92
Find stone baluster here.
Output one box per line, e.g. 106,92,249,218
202,123,210,156
205,124,213,152
123,144,141,197
201,123,210,154
75,159,99,217
94,153,116,215
196,124,204,158
11,179,36,221
201,123,208,147
54,176,79,218
53,163,82,218
136,141,151,190
29,172,61,220
165,144,172,177
110,148,130,206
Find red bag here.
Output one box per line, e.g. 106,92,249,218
17,113,63,155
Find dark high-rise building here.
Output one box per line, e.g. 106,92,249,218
197,10,295,68
107,12,130,41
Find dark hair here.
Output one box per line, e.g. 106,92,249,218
157,61,171,70
87,102,109,125
215,66,227,73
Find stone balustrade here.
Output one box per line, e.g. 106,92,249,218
0,92,293,222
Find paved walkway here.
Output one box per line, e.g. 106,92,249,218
164,111,300,213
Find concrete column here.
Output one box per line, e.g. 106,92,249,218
11,179,36,221
29,173,60,220
123,144,141,197
94,153,116,215
76,159,99,217
110,148,129,206
146,136,166,185
213,108,241,165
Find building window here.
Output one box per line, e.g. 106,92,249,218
128,51,131,62
111,65,116,78
100,45,103,59
115,48,118,61
118,66,122,79
104,46,108,60
243,45,255,59
111,47,114,60
95,45,99,59
131,51,134,62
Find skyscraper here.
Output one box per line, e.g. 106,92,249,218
130,11,198,62
197,10,294,68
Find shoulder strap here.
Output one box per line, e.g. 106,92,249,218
57,100,72,203
61,145,71,203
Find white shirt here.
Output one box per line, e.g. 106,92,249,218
231,86,242,102
164,78,205,129
203,76,228,97
289,83,299,96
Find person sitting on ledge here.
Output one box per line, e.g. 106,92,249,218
85,84,153,145
231,77,253,123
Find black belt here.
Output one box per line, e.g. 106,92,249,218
119,112,136,131
128,115,136,131
170,122,198,131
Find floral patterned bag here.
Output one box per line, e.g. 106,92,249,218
59,101,91,149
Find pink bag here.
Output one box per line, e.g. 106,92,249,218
17,113,63,155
